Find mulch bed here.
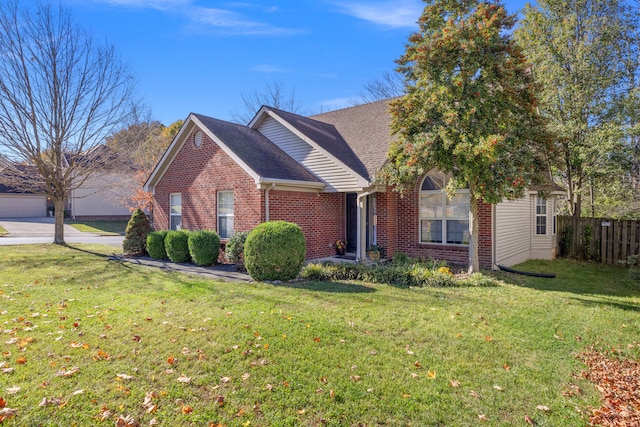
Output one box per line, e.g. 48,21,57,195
581,347,640,426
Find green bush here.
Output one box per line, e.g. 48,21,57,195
188,230,220,266
300,259,498,288
225,231,248,266
146,231,168,260
244,221,306,282
123,209,152,256
165,230,190,263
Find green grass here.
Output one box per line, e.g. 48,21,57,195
0,245,638,426
66,220,128,235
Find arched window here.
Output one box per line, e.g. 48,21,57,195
419,172,470,245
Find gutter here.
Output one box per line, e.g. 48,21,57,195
264,182,276,222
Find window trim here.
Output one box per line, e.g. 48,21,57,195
217,190,234,239
419,175,470,246
535,196,547,235
169,193,182,230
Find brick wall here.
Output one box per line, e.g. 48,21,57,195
153,129,263,234
269,190,344,260
382,183,494,269
152,128,345,260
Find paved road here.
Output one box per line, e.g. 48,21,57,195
0,217,124,247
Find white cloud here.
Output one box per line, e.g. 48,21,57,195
94,0,297,36
335,0,422,28
189,7,297,36
97,0,190,10
251,64,289,73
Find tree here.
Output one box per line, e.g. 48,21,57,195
516,0,635,219
382,0,552,273
352,71,405,105
105,106,182,213
0,1,135,243
230,81,304,124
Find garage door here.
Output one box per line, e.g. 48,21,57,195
0,195,47,218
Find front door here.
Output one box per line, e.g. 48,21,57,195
345,193,357,252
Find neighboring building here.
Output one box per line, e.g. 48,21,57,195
0,148,138,220
144,100,562,269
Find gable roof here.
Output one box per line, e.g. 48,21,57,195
145,113,323,193
263,107,371,180
310,99,395,180
192,114,321,184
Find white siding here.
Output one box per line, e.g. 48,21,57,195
71,173,136,217
0,195,46,217
495,194,532,267
257,117,360,192
531,196,556,260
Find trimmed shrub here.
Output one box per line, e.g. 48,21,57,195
244,221,306,282
188,230,220,266
123,209,152,256
165,230,190,263
146,231,168,260
225,231,248,267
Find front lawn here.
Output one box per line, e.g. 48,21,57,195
0,245,638,426
65,220,128,235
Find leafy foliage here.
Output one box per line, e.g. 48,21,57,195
164,230,190,263
300,259,497,288
122,209,152,256
224,231,248,266
244,221,306,282
146,231,168,260
516,0,639,218
187,230,220,266
383,0,551,272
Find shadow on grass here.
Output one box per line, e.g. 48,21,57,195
568,296,640,312
491,258,638,298
270,281,376,294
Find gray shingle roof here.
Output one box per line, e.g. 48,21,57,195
193,113,321,184
311,99,395,180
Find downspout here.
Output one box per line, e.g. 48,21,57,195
356,191,374,261
265,183,276,222
492,203,497,270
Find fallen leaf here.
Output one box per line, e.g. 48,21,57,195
220,376,231,383
449,380,460,388
427,370,436,379
117,373,134,380
5,386,20,394
181,405,193,414
177,374,191,383
524,415,535,425
536,405,550,412
241,373,250,381
56,367,80,377
350,375,361,382
478,414,489,422
470,390,480,399
493,385,503,391
15,358,26,365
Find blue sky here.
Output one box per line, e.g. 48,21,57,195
65,0,531,126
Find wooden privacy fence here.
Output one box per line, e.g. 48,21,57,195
557,216,640,264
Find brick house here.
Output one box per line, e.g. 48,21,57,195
145,99,562,269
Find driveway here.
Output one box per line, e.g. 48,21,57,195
0,217,124,247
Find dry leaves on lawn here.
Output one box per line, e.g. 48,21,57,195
581,348,640,427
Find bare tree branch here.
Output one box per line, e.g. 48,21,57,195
230,81,304,124
0,1,136,242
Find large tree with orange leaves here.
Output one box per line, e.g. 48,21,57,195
382,0,552,272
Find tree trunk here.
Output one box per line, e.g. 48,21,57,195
53,198,65,244
468,191,480,274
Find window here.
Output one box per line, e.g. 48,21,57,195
419,173,470,245
536,197,547,235
217,191,234,239
170,193,182,230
